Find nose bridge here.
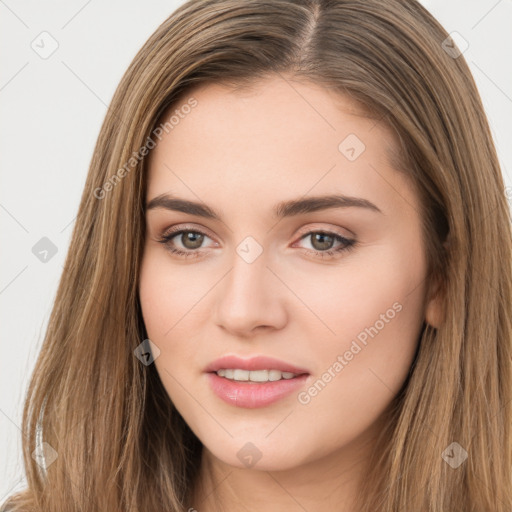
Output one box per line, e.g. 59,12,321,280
222,243,271,312
227,244,267,298
213,239,286,334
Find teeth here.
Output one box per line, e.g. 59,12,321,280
268,369,282,381
234,369,249,381
216,369,298,382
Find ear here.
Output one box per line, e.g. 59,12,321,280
424,239,449,329
424,276,444,329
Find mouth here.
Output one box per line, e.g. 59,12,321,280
204,355,310,408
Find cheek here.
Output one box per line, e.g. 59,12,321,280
294,302,420,458
283,239,426,355
138,250,210,339
286,274,425,464
138,250,217,391
289,239,427,411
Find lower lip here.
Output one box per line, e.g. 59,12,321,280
206,372,309,408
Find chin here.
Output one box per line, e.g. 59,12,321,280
203,436,308,472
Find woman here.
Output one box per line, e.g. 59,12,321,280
3,0,511,510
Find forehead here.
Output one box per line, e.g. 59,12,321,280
145,76,414,218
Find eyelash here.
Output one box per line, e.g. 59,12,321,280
156,226,356,260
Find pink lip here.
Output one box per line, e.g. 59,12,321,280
207,373,309,408
204,355,310,375
204,355,310,408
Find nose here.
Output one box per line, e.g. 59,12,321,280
213,246,288,337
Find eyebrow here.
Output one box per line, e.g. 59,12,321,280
146,193,382,219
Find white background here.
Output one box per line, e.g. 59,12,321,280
1,0,511,501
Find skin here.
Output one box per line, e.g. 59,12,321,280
138,74,442,511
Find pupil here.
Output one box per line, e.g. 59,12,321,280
182,232,204,249
312,233,333,251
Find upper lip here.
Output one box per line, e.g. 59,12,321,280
204,355,310,375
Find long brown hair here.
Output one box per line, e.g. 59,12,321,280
3,0,512,510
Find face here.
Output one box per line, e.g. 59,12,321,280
138,75,440,472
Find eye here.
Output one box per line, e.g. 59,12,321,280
294,230,356,259
157,227,215,259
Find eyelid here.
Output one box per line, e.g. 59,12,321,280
293,222,355,240
161,223,218,243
